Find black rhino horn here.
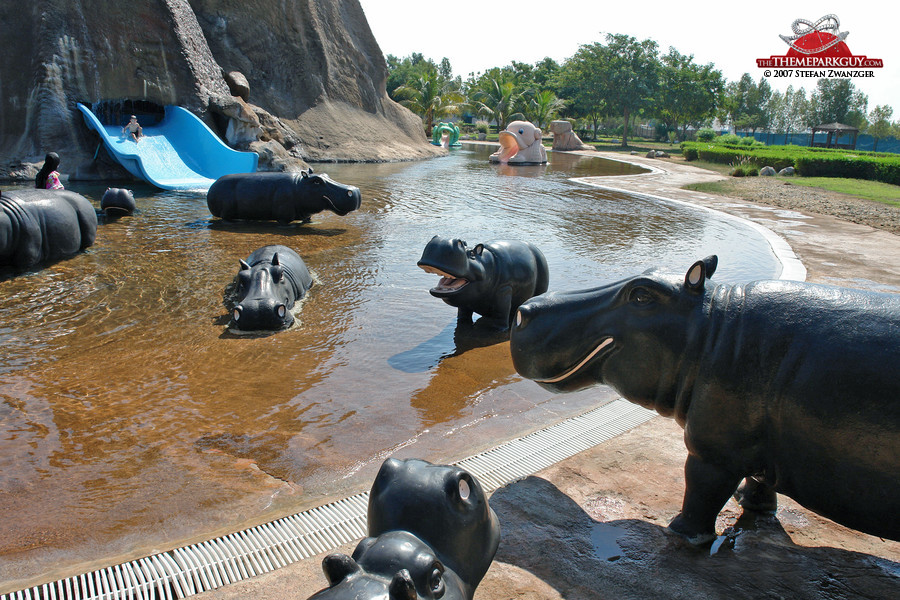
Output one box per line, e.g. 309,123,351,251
239,259,251,271
685,255,718,293
321,553,360,586
388,569,416,600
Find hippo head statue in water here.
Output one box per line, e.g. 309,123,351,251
510,256,900,545
489,120,547,165
307,458,500,600
230,245,313,331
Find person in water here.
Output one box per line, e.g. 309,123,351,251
123,115,143,142
35,152,64,190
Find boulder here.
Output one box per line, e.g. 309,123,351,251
0,0,440,173
549,120,590,151
779,166,796,176
759,166,777,176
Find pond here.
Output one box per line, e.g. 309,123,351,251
0,145,783,587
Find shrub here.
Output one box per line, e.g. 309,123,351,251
720,133,741,145
696,128,716,142
739,136,756,146
475,121,490,134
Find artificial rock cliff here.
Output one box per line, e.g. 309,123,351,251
0,0,440,178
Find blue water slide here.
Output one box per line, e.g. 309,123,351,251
77,103,258,190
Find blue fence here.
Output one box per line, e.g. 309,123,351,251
736,131,900,154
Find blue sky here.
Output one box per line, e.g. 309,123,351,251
358,0,898,114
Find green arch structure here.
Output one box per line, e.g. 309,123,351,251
431,122,461,147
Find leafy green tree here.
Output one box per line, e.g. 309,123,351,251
809,79,868,128
393,71,466,135
721,74,771,134
555,43,608,139
598,34,660,146
656,48,723,141
523,90,566,129
867,104,895,151
469,76,525,132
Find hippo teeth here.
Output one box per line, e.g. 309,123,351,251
536,337,614,384
435,276,468,291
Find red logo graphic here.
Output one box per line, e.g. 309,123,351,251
757,15,883,69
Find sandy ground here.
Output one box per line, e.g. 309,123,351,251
194,151,900,599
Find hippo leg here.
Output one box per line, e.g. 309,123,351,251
479,286,513,331
733,475,777,513
668,455,743,545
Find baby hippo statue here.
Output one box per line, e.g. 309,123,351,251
307,458,500,600
229,245,313,331
418,236,549,330
207,169,361,224
489,120,547,164
510,256,900,545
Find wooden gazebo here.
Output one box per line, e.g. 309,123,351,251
810,122,858,150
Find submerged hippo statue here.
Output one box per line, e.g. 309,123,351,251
489,120,547,165
510,256,900,544
100,187,136,216
1,189,97,271
308,458,500,600
229,245,313,331
418,236,549,330
207,169,361,224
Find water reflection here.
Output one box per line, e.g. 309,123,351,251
0,146,781,589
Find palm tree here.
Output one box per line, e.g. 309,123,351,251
393,73,466,135
470,78,524,133
525,90,566,130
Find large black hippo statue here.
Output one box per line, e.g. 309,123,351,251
417,236,549,330
229,245,313,331
510,256,900,545
207,169,361,224
308,458,500,600
1,189,97,271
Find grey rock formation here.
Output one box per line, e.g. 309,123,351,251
759,166,777,176
0,0,440,180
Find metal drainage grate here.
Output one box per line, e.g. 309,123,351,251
2,398,654,600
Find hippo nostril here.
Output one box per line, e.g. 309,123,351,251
276,304,287,319
515,308,527,329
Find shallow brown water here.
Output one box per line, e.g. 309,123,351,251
0,146,781,588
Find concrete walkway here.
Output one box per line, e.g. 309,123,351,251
197,151,900,600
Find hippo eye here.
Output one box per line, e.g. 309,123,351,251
630,288,653,305
271,266,284,283
458,478,470,501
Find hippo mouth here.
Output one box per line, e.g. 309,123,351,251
534,337,615,384
323,189,360,215
419,265,469,295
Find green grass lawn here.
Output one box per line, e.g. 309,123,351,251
783,177,900,205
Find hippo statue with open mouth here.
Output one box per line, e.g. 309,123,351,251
207,169,361,224
489,120,547,165
418,236,549,330
510,256,900,545
230,245,313,331
307,458,500,600
1,189,97,271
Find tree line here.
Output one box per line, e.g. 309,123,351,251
386,33,899,151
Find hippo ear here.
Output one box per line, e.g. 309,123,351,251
473,243,484,256
239,259,251,271
685,258,714,293
388,569,417,600
322,553,360,586
703,255,718,279
301,170,309,178
271,253,280,266
456,239,466,250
